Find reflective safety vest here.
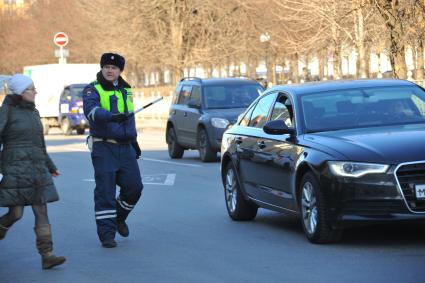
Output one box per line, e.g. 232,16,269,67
93,82,134,113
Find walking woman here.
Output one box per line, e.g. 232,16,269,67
0,74,65,269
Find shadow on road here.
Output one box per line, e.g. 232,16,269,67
247,211,425,246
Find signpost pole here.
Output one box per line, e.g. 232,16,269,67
54,32,69,64
59,45,64,64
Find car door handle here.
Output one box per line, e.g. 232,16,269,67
235,137,242,144
183,112,187,117
257,141,266,149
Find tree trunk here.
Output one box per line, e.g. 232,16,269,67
248,57,257,79
417,40,424,81
204,62,213,78
354,1,367,79
173,67,184,83
319,50,326,80
333,45,341,80
290,53,300,83
157,68,165,85
267,53,277,85
375,1,407,79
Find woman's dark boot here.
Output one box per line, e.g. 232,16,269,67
34,224,66,269
0,215,11,240
0,224,8,240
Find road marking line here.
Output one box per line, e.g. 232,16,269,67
47,145,88,153
164,174,176,185
141,157,202,167
83,173,176,186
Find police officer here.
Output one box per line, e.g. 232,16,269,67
83,53,143,248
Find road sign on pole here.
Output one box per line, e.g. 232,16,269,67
54,32,68,47
53,32,69,64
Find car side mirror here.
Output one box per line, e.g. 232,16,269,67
187,100,201,109
263,120,295,135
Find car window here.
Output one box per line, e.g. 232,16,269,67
301,85,425,132
248,92,277,128
270,95,294,128
172,85,183,104
71,87,84,100
178,85,192,105
239,103,257,127
203,84,262,109
190,86,201,104
61,89,71,102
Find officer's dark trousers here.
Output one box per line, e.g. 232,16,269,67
91,141,143,242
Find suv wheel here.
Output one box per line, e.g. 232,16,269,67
167,127,184,158
299,172,343,243
198,128,216,162
61,118,72,135
223,162,257,220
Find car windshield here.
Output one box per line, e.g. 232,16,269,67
301,85,425,132
203,84,263,109
71,87,85,100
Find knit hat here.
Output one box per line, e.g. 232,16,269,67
100,53,125,71
8,74,34,95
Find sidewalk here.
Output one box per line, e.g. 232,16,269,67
136,118,166,131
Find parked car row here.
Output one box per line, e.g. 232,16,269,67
166,78,425,243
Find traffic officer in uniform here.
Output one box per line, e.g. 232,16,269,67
83,52,143,248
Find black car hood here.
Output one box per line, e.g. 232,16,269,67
302,124,425,164
204,108,246,124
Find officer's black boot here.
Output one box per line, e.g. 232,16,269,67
101,239,117,248
117,221,129,237
116,198,132,237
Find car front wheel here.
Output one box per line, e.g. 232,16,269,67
299,172,342,243
198,128,216,162
167,127,184,159
223,162,257,221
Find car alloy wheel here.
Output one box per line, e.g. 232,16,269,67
299,172,343,243
301,181,318,235
223,162,257,220
198,128,216,162
225,166,237,213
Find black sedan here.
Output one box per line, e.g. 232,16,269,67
220,79,425,243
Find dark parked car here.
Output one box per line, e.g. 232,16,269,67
166,77,264,161
221,79,425,243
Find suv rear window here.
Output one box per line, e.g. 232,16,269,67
204,84,262,109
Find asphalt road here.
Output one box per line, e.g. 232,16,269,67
1,128,424,283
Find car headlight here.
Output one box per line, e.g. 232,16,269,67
328,161,389,178
211,118,230,128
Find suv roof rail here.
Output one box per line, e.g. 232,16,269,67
180,77,203,82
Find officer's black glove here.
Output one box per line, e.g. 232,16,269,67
110,113,128,123
132,141,142,159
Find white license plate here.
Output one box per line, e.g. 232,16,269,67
415,184,425,200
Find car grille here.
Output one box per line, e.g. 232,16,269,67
395,162,425,213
